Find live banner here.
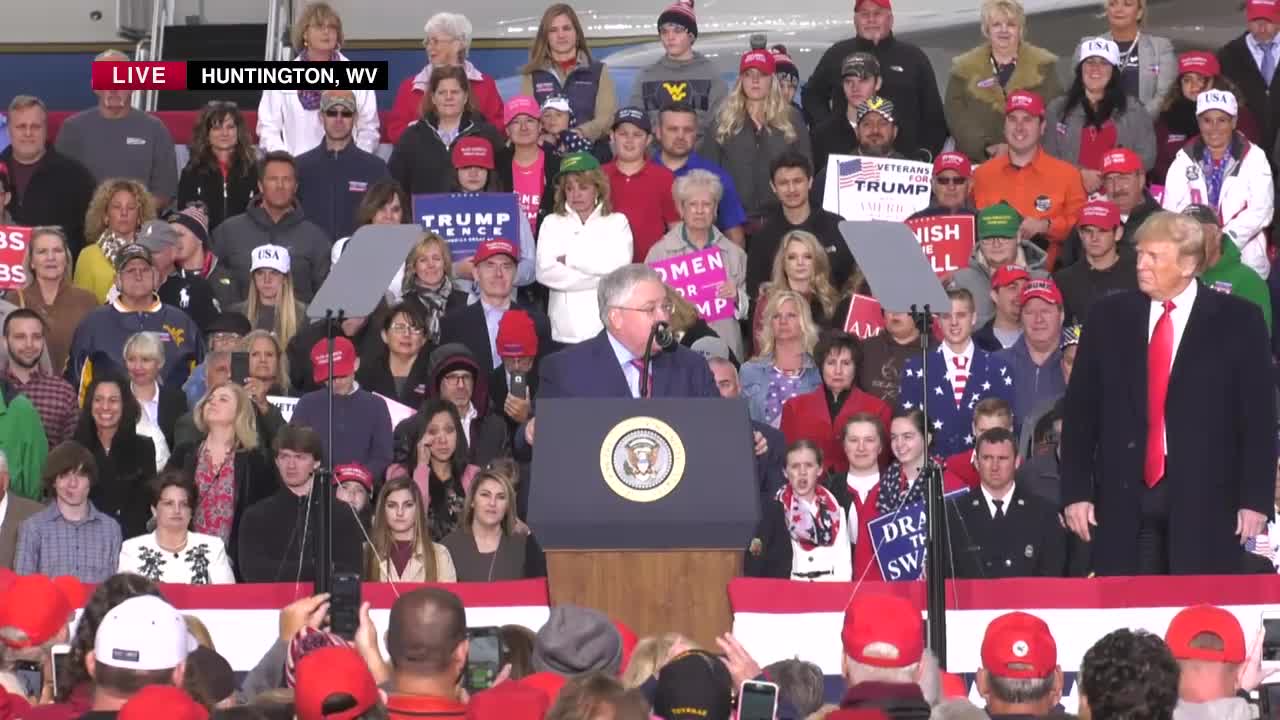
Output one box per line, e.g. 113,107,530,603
649,247,735,323
842,294,885,340
867,488,970,581
822,155,932,222
904,215,975,278
0,226,31,290
412,193,520,262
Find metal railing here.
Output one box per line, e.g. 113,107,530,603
264,0,290,61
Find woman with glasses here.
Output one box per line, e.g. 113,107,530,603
387,12,506,143
645,169,748,359
177,103,258,232
949,202,1049,327
537,152,633,347
357,302,435,409
256,1,380,157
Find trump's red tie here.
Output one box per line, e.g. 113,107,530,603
1145,300,1175,488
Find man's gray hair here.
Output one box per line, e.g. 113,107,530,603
930,700,989,720
706,355,737,375
424,13,473,59
597,264,663,326
673,168,724,208
763,659,826,717
987,673,1056,704
845,656,920,687
123,331,166,368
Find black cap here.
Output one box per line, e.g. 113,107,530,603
612,106,652,133
654,651,734,720
842,52,881,78
206,312,252,336
114,244,154,272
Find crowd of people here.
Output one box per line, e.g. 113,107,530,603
0,0,1279,714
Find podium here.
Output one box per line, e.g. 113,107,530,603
530,398,759,649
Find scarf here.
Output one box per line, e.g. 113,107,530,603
412,276,454,343
875,459,938,516
778,483,842,551
1199,146,1233,209
296,50,336,111
97,230,131,267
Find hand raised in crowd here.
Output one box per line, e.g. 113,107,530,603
504,393,532,423
244,376,270,413
279,593,330,643
354,600,392,685
458,664,512,703
716,632,762,690
1238,624,1279,692
1064,502,1096,542
1236,508,1267,544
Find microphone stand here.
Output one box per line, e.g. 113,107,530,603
638,321,671,399
312,308,344,596
910,304,947,667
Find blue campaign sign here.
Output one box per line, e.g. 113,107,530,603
412,192,520,261
868,488,969,581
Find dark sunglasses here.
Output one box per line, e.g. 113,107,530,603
935,176,967,186
324,109,354,118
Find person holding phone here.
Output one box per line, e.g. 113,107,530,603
0,573,79,705
489,310,541,441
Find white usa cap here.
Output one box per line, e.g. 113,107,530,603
93,596,196,671
1076,37,1121,67
251,243,291,274
1196,89,1238,118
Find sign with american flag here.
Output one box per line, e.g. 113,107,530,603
822,155,932,223
1246,534,1276,564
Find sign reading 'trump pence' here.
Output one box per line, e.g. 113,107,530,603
649,248,735,323
413,193,520,261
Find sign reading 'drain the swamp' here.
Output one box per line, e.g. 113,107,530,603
0,226,30,291
649,248,735,323
868,488,970,581
905,215,975,278
823,155,932,222
413,193,520,261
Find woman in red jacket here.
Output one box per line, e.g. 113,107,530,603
779,331,891,475
386,12,505,143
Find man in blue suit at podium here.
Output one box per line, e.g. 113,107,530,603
522,264,724,446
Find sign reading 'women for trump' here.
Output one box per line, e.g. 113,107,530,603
649,248,735,323
413,193,520,261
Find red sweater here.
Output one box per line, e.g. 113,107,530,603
780,387,892,474
387,72,505,144
943,450,981,490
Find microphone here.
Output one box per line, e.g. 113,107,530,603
653,321,676,350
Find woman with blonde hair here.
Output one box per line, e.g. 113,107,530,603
646,169,749,358
518,4,618,144
944,0,1063,162
231,244,307,351
4,226,97,372
739,289,820,427
753,230,839,346
399,233,471,345
620,633,696,689
170,383,276,567
365,475,457,582
1096,0,1176,117
536,152,633,346
123,330,186,457
256,1,380,156
698,48,809,221
666,287,734,362
441,465,545,581
75,178,156,302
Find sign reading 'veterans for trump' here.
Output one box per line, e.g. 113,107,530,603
868,488,970,581
413,193,520,262
648,248,735,323
0,226,31,290
904,215,975,279
822,155,932,222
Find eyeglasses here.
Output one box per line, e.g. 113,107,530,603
442,372,473,385
389,322,425,336
324,109,354,118
980,236,1015,244
935,176,967,186
613,301,675,317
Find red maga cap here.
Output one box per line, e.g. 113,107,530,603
1178,51,1221,78
1080,199,1122,230
991,264,1030,289
1165,605,1246,664
981,611,1058,679
933,151,972,178
1101,148,1143,175
1020,278,1063,307
1005,90,1045,118
1248,0,1280,22
841,593,924,668
474,238,518,264
451,135,495,170
739,49,777,76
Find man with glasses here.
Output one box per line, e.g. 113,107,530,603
951,202,1049,328
440,239,551,372
65,243,204,392
296,90,390,243
907,151,977,221
390,341,508,468
291,336,393,482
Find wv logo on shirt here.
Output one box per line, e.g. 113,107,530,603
663,82,689,102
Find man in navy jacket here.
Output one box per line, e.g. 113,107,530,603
295,90,390,242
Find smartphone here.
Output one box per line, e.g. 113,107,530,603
12,660,40,698
1262,611,1280,674
329,572,362,641
509,372,528,400
50,644,70,699
465,626,504,692
738,680,779,720
230,351,250,385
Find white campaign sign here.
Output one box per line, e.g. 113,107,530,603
822,155,933,222
267,395,298,423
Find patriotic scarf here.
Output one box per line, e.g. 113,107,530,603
1199,147,1233,210
875,458,943,516
778,483,842,551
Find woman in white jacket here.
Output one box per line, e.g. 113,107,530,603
1163,89,1274,279
536,152,633,345
256,2,381,157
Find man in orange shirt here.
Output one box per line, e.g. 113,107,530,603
973,91,1086,269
